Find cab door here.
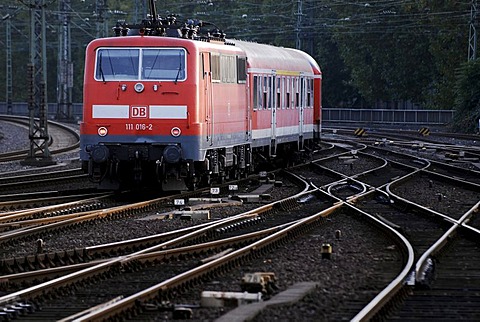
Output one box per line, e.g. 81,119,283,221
203,53,214,146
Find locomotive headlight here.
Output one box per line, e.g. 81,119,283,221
98,126,108,137
134,82,145,93
171,127,181,137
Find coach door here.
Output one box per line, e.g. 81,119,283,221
298,76,305,150
270,75,277,156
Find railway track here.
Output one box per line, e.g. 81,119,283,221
0,168,93,195
0,172,301,269
0,115,80,163
0,129,478,321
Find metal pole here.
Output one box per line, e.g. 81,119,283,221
22,0,55,166
295,0,303,50
468,0,477,61
4,15,12,115
96,0,108,38
56,0,73,121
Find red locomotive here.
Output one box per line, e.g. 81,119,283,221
80,6,322,190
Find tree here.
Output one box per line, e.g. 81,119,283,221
452,59,480,133
418,0,469,110
329,1,435,105
0,0,474,114
315,30,359,107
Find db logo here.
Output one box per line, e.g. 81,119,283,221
131,106,148,118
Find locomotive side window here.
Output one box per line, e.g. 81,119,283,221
96,49,139,81
95,48,186,81
220,55,237,83
142,49,186,81
211,53,220,82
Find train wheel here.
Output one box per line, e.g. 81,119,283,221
188,182,197,191
200,173,211,187
229,168,239,180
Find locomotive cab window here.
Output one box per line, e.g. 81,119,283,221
96,49,139,81
95,48,186,82
142,49,186,80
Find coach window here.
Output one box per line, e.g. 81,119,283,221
263,76,268,110
237,57,247,83
255,75,264,110
276,77,281,109
268,76,274,109
279,77,285,109
286,77,291,109
307,79,313,108
290,77,297,109
259,76,264,109
253,75,259,110
293,78,299,109
299,77,304,109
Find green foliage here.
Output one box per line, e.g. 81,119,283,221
315,32,359,107
0,0,473,113
452,60,480,133
329,0,468,107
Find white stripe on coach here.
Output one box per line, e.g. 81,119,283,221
251,124,314,140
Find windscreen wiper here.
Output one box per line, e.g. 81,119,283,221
99,53,106,83
174,52,182,84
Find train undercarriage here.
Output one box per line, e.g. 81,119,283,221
84,139,315,191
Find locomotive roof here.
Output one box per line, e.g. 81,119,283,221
87,35,320,75
104,11,320,75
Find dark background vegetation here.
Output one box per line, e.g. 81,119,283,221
1,0,479,132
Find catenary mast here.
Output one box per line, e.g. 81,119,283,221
23,0,55,166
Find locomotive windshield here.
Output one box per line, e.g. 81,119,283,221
95,48,186,81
